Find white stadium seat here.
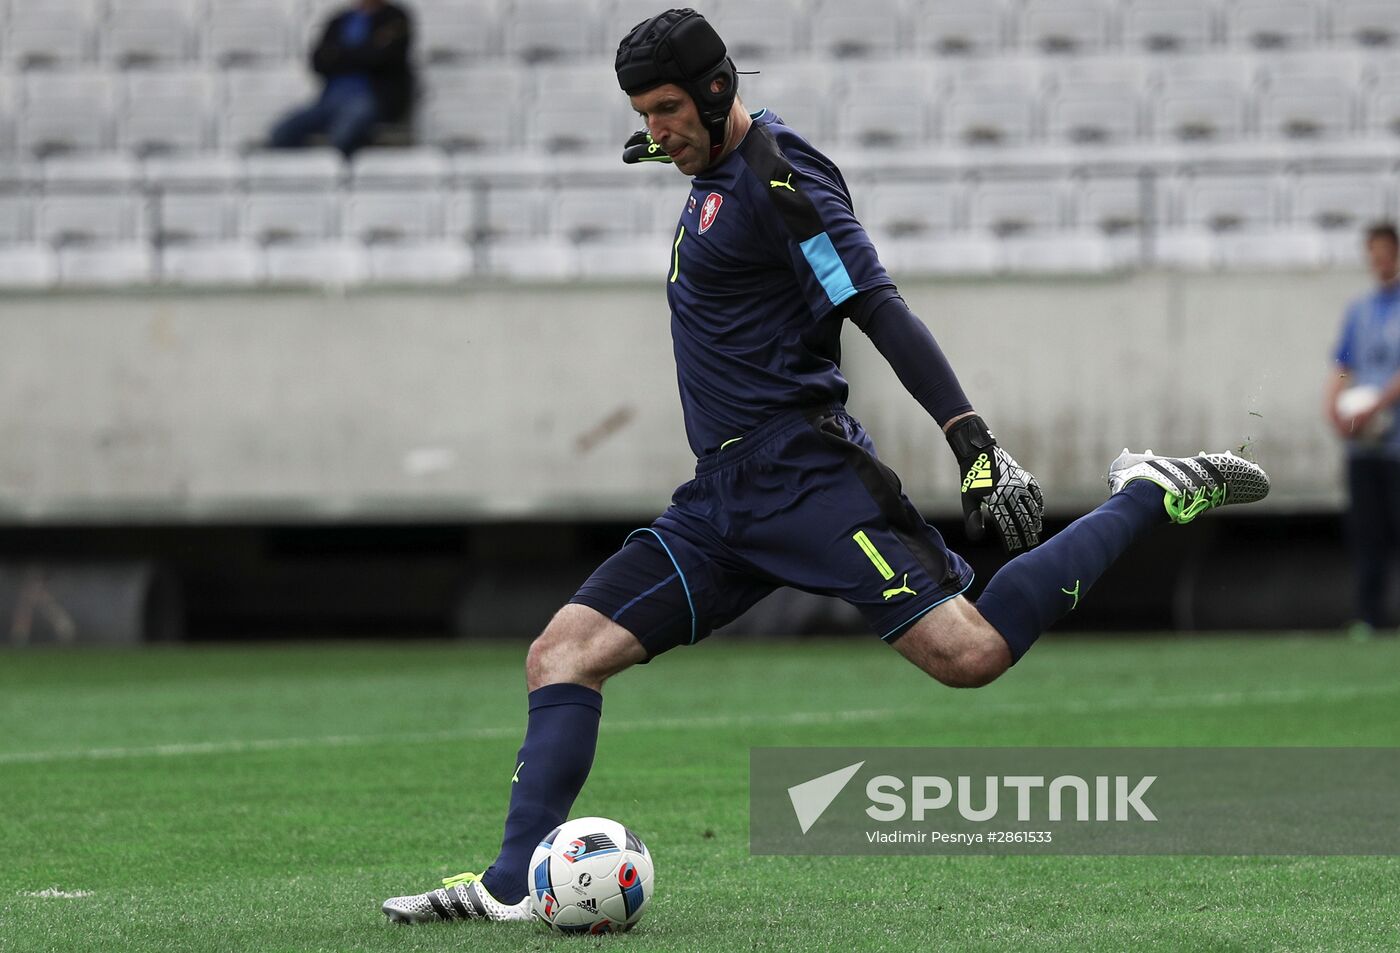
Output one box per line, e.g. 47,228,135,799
707,1,804,60
40,152,142,188
914,1,1007,56
1292,174,1393,232
945,82,1040,147
119,70,214,155
100,0,193,67
1333,0,1400,48
1122,0,1216,54
0,193,35,243
809,0,905,59
743,61,839,140
1175,175,1279,232
7,2,94,68
503,0,597,62
1259,75,1357,140
523,80,631,153
244,148,344,188
368,241,473,283
350,147,451,188
241,192,338,244
415,0,499,64
835,96,933,149
1019,0,1112,56
344,189,443,244
1047,81,1142,145
553,186,647,242
1077,176,1161,237
38,194,143,245
0,244,58,288
263,241,369,287
143,153,244,189
419,66,525,152
58,242,155,285
1001,233,1118,274
1369,87,1400,138
154,192,236,245
874,234,1000,276
485,236,577,279
862,182,960,236
1226,0,1322,50
576,236,668,279
160,240,263,285
970,180,1065,235
467,186,547,240
20,71,113,156
1152,75,1251,142
203,2,295,67
219,68,320,152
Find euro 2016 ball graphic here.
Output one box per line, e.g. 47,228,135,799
528,816,654,934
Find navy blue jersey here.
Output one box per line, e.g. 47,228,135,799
665,110,894,456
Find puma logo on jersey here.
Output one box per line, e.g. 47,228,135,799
961,453,993,493
769,173,796,192
1061,580,1082,611
882,573,918,601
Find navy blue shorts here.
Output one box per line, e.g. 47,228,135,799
570,404,975,658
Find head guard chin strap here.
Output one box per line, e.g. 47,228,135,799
615,8,738,162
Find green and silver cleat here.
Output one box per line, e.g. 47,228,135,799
1107,449,1270,524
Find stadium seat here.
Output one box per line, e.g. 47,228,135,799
349,147,451,188
418,66,525,152
413,0,498,64
1018,0,1113,56
203,2,295,67
40,152,142,188
0,193,34,244
945,82,1040,147
38,194,143,245
1047,81,1142,146
703,1,804,60
970,180,1065,236
1121,0,1216,54
263,241,369,287
58,242,156,285
576,236,668,279
241,192,339,244
1259,75,1357,140
503,0,597,63
1000,233,1118,274
523,70,631,153
143,152,244,189
368,241,473,283
485,236,577,279
0,244,58,287
808,0,905,58
913,1,1007,56
1214,230,1327,269
344,189,443,243
1332,0,1400,48
153,192,236,245
244,148,344,188
1077,175,1163,237
553,186,648,242
100,0,193,68
835,95,934,149
20,71,113,156
1225,0,1322,50
1368,86,1400,138
218,68,320,152
119,70,214,155
7,2,93,68
862,181,960,236
1175,174,1280,232
1291,173,1394,233
873,233,1000,276
459,186,546,240
742,61,839,139
1151,75,1251,142
160,240,263,285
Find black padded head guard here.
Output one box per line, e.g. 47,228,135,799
615,9,738,161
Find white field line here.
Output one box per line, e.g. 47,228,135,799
22,889,92,898
1,683,1395,768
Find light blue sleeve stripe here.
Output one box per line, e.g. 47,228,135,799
798,232,858,307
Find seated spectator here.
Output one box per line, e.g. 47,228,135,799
269,0,414,157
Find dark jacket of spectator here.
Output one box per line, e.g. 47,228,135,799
312,2,415,122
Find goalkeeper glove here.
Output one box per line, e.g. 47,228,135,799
946,414,1044,554
622,129,673,164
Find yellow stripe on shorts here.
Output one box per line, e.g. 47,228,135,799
852,530,895,581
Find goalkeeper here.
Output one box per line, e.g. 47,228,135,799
381,7,1270,924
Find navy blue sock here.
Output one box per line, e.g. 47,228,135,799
976,481,1167,662
479,683,603,904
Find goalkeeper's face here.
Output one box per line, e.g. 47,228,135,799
629,84,710,175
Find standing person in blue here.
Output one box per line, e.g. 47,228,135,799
380,9,1270,925
268,0,413,157
1327,223,1400,637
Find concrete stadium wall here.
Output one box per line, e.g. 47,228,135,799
0,270,1355,524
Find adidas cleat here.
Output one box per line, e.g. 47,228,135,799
1107,449,1270,524
381,872,532,924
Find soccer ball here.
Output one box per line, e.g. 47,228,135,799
528,816,654,934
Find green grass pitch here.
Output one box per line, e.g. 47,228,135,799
3,635,1399,952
